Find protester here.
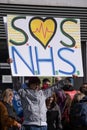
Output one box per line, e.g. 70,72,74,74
55,89,66,114
0,88,21,130
46,92,63,130
62,77,78,100
18,76,63,130
79,82,87,95
69,92,87,130
61,93,72,130
55,77,62,84
55,89,73,130
42,78,51,90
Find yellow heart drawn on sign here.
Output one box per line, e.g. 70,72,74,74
29,17,57,49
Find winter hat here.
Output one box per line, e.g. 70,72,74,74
28,77,41,87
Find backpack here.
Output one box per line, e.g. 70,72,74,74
70,100,87,127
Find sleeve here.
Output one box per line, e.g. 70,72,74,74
0,102,19,128
18,88,27,98
43,79,64,99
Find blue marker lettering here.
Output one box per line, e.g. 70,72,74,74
58,47,76,75
11,46,34,74
35,47,55,75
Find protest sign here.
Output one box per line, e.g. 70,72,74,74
7,15,83,76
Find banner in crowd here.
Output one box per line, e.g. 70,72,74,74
7,15,83,77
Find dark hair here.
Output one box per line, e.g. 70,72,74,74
28,77,41,87
42,78,50,84
79,82,87,95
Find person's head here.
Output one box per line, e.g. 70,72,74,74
46,92,57,109
80,83,87,95
55,77,62,84
71,92,85,105
43,78,50,86
28,77,41,90
42,78,51,89
2,88,13,106
63,77,74,91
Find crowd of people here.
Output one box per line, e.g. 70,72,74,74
0,76,87,130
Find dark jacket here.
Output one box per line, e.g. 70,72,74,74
70,96,87,130
47,103,63,130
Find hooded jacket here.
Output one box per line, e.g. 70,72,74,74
18,82,62,126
